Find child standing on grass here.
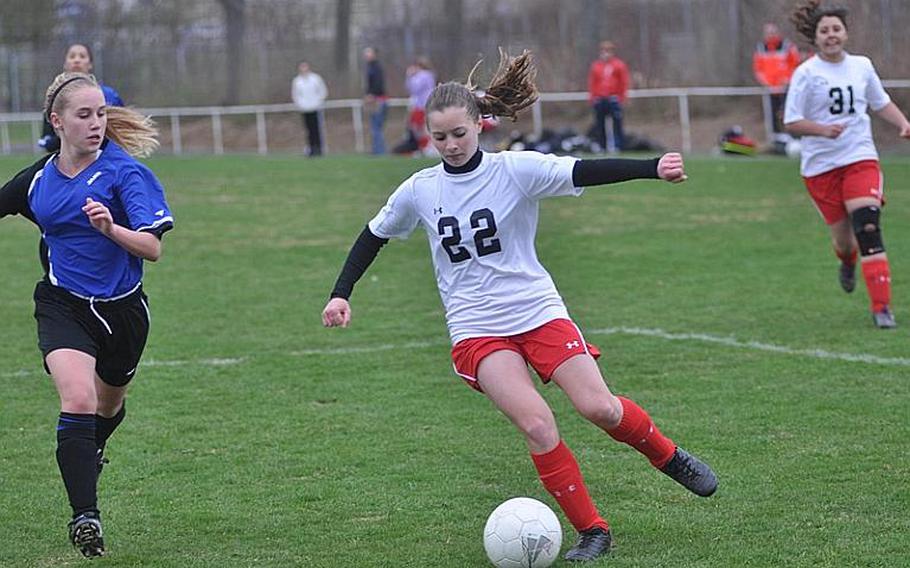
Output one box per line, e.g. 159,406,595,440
785,0,910,328
0,72,172,558
322,50,716,563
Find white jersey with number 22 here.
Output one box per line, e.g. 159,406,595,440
369,151,582,344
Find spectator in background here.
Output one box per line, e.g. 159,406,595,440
291,61,328,157
363,47,388,155
405,56,436,154
753,23,801,133
587,40,629,153
39,43,124,153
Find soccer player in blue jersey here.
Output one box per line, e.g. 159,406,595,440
1,71,172,558
323,50,716,563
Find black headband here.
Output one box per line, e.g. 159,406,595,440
45,76,90,121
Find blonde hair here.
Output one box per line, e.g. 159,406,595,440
425,48,538,122
44,72,159,158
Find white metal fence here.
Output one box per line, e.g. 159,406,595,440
2,82,909,156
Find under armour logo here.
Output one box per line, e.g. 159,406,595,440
566,340,580,349
433,207,443,214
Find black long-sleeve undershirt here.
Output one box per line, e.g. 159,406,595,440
571,157,660,187
0,155,49,223
330,225,389,299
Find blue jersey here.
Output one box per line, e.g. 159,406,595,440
1,140,173,299
101,84,123,107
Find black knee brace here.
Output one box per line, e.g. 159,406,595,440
851,206,885,257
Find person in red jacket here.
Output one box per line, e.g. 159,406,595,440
587,41,630,153
753,23,801,133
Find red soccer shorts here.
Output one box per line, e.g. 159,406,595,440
803,159,883,224
451,318,601,392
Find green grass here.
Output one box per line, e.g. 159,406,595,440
1,153,908,567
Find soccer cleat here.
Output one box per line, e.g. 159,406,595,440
564,526,612,562
872,307,896,329
838,262,856,293
96,449,110,475
660,448,718,497
68,513,105,558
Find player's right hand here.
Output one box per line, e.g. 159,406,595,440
823,123,846,139
322,297,351,328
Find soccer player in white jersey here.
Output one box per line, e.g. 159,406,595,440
322,50,717,563
785,0,910,328
1,72,172,558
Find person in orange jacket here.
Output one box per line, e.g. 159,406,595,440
753,23,801,132
588,41,630,153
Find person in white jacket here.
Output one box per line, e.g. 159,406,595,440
292,61,328,156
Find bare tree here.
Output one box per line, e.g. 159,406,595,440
581,0,606,64
442,0,463,79
334,0,352,73
218,0,246,105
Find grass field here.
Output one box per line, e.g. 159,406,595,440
0,153,908,567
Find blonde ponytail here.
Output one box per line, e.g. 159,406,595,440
105,106,159,158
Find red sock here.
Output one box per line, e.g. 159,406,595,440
531,440,608,532
861,258,892,311
607,397,677,468
835,247,857,266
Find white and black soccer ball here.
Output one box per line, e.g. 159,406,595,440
483,497,562,568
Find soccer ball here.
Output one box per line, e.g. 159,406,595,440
483,497,562,568
785,138,802,158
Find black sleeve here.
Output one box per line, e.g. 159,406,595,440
144,223,174,241
330,225,390,300
0,156,49,223
571,157,660,187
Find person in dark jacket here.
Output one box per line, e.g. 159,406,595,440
363,47,388,155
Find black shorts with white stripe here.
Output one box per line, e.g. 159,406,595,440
33,279,151,386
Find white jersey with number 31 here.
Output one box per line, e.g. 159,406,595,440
784,53,891,177
369,151,582,344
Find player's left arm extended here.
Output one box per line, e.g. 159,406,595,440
874,102,910,138
572,153,686,186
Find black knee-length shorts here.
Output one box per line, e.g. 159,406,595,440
33,280,151,387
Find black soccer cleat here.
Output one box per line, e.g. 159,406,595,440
68,512,105,558
839,262,856,293
660,447,718,497
872,306,896,329
564,526,612,562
